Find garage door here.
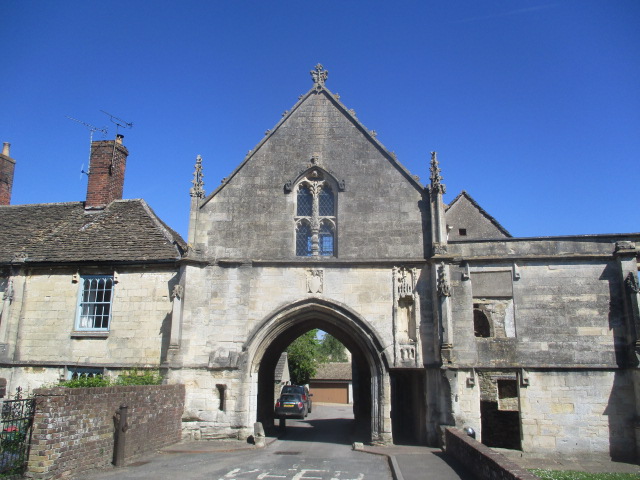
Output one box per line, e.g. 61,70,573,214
310,382,349,404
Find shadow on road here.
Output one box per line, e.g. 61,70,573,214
270,416,371,445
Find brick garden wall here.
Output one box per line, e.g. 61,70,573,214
444,427,539,480
27,384,184,479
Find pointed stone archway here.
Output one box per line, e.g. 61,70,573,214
243,298,393,444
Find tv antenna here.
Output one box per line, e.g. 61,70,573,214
100,110,133,137
100,110,133,171
66,116,108,177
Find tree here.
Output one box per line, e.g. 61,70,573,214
286,329,320,385
318,334,348,362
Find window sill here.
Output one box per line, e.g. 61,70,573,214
70,331,109,339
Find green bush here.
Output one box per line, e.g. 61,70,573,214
58,369,162,388
114,369,162,386
59,375,110,388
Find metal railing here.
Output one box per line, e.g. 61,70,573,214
0,388,36,476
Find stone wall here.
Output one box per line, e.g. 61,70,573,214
0,266,176,393
28,384,184,479
520,370,636,460
449,255,624,368
196,91,428,260
177,263,431,439
444,427,539,480
446,367,637,458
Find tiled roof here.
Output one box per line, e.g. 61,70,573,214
446,190,511,237
312,362,352,381
0,199,186,265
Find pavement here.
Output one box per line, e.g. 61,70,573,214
158,438,640,479
495,448,640,475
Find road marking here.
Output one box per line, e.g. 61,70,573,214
292,469,327,480
220,468,261,480
257,473,287,479
331,475,364,480
220,467,365,480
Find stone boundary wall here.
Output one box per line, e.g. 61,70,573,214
444,427,539,480
27,384,185,479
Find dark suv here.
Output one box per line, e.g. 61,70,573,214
280,385,312,413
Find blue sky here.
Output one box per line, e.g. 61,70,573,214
2,1,638,240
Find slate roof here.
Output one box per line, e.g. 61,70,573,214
0,199,186,265
312,362,352,381
446,190,511,237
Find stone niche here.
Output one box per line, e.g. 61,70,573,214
392,266,421,367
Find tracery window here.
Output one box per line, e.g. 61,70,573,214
294,170,337,257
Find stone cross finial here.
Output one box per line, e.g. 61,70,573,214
311,64,328,86
190,155,205,198
429,151,446,195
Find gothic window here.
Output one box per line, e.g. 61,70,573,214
296,221,312,256
293,170,337,257
67,366,104,380
319,222,334,256
318,186,334,216
297,186,312,216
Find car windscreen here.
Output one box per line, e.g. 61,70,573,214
279,395,300,402
282,386,302,393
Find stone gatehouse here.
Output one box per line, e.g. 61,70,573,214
0,65,638,460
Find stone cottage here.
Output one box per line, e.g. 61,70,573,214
1,65,638,460
0,137,185,389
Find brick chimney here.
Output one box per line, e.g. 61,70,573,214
85,134,129,208
0,142,16,206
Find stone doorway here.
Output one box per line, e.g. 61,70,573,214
390,370,426,445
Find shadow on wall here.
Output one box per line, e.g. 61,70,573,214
601,263,634,368
604,370,637,462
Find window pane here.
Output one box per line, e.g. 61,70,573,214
319,224,334,256
319,187,334,216
77,275,113,331
296,224,312,256
297,186,312,216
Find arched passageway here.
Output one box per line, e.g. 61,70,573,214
244,299,391,444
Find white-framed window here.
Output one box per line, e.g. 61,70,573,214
75,275,114,331
294,170,337,257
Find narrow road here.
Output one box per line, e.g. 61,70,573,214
85,404,391,480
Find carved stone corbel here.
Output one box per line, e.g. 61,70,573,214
437,263,452,298
172,284,184,300
625,271,639,294
513,262,521,280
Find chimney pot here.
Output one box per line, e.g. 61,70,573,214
0,142,16,205
116,134,124,145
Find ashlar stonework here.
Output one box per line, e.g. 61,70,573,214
0,66,638,461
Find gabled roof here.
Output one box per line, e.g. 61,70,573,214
446,190,511,237
0,199,186,265
201,78,425,206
